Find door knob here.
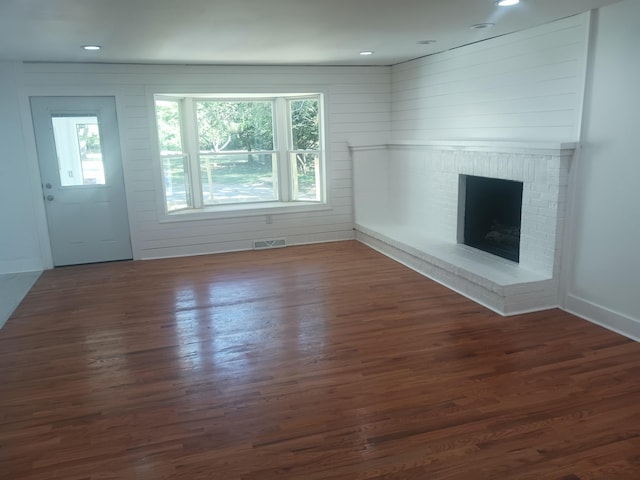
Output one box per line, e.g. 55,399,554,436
45,183,52,189
46,195,54,201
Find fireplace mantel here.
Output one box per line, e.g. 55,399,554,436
349,139,577,155
350,140,577,315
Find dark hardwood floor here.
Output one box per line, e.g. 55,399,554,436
1,241,639,479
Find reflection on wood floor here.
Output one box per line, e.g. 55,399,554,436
1,241,640,479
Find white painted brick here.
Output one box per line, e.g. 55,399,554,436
512,157,524,180
357,142,575,309
525,159,535,182
484,154,495,179
497,159,509,179
529,197,550,209
537,207,556,218
532,182,550,193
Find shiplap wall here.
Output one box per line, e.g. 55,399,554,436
20,63,390,260
0,62,43,273
391,13,590,142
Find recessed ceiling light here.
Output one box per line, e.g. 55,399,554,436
359,51,374,56
495,0,520,6
82,45,101,51
418,40,437,45
470,23,495,30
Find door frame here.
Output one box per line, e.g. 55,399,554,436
20,88,135,269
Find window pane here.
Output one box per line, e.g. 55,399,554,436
155,100,183,154
52,116,105,186
200,153,277,205
163,155,191,211
290,99,319,150
197,101,274,152
291,153,320,201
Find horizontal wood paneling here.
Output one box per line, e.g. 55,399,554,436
21,63,391,259
0,62,44,273
391,14,590,142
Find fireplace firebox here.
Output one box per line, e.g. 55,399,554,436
461,175,523,262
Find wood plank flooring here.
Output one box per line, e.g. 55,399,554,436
1,241,639,479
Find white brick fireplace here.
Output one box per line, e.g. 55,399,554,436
351,141,576,315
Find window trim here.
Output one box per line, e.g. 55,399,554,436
151,91,328,221
157,201,333,224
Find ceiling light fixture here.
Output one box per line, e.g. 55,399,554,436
359,51,374,56
418,40,437,45
82,45,101,51
495,0,520,6
470,23,495,30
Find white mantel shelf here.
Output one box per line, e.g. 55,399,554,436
349,140,578,155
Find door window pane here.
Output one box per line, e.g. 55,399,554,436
52,116,105,186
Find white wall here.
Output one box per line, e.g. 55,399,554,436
355,14,591,243
17,63,390,261
563,0,640,337
0,62,44,273
391,14,590,143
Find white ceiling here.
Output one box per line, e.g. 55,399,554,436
0,0,620,66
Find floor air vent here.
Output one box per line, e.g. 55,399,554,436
253,238,287,250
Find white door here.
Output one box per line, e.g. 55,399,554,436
31,96,133,266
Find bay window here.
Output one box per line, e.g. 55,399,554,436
154,93,325,215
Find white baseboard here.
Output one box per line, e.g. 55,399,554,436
139,231,356,261
563,293,640,342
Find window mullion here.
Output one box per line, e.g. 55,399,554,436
182,98,203,208
156,93,324,214
275,97,291,202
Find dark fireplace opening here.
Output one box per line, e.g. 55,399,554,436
461,175,523,262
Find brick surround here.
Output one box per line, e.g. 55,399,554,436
351,141,576,315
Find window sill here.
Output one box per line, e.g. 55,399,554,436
159,201,331,223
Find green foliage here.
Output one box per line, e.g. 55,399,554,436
156,94,323,208
290,99,320,177
156,96,321,156
76,123,101,157
290,99,319,150
197,101,274,152
156,100,182,153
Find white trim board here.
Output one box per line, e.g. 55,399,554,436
563,294,640,343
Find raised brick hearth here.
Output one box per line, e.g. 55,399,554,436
351,141,576,315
